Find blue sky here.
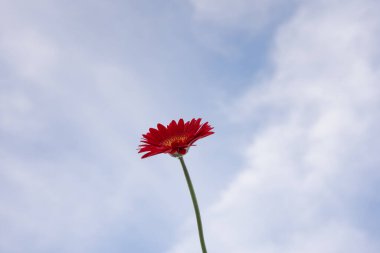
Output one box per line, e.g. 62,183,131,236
1,0,380,252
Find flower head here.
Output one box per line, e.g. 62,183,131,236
138,118,214,158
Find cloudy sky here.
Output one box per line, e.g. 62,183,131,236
1,0,380,252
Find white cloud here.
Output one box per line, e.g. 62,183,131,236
0,29,58,81
169,0,380,252
0,2,183,252
189,0,297,57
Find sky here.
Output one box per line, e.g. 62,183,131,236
1,0,380,252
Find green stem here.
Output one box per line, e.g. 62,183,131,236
178,156,208,253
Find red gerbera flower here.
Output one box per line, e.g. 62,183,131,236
138,118,214,158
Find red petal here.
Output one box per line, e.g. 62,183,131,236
157,123,167,137
177,118,185,134
167,120,177,134
141,148,170,158
149,127,164,141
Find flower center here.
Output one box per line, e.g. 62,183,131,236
162,135,188,147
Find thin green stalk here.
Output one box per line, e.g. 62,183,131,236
178,156,208,253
